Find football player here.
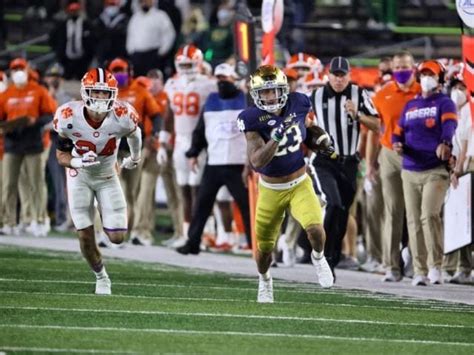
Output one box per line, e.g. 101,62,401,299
159,44,217,247
55,68,142,295
237,65,334,303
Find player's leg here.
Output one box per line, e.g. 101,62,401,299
254,182,288,303
289,176,334,288
2,153,24,233
95,174,128,245
67,170,110,294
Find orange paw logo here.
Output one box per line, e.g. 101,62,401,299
114,105,128,117
61,107,73,119
425,118,436,128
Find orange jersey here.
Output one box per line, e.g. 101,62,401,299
117,80,160,126
143,91,168,138
372,80,421,149
0,81,55,122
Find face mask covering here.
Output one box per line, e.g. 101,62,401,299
11,70,28,86
49,78,60,89
218,80,238,98
451,88,467,107
104,5,120,17
141,5,150,13
420,76,438,92
217,9,233,26
393,69,413,84
151,79,163,94
114,72,129,87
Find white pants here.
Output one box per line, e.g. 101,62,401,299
173,135,206,186
66,168,127,231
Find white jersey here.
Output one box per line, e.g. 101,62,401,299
54,100,138,177
164,74,216,136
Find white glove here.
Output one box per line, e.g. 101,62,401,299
120,155,141,169
156,147,168,165
70,151,100,169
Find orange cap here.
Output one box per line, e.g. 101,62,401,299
283,67,298,81
108,58,129,72
9,58,28,70
418,60,443,75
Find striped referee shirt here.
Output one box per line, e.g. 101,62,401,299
311,83,378,156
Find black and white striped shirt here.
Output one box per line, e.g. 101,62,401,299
310,83,378,156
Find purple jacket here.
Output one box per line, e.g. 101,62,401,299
392,92,457,171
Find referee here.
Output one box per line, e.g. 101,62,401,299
310,56,379,277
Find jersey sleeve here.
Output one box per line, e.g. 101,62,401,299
440,97,457,142
237,108,259,133
53,103,73,137
359,88,379,117
124,101,139,135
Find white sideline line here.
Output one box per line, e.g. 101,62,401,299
1,324,473,347
0,277,472,312
0,290,470,313
2,306,471,329
0,346,136,354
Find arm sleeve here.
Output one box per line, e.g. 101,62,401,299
359,88,379,117
392,104,407,144
57,135,74,152
185,111,207,158
126,126,142,160
440,99,458,143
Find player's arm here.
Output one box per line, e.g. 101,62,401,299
56,135,100,168
245,131,279,169
126,126,142,161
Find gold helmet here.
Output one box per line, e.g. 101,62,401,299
250,65,289,113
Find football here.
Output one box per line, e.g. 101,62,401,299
304,125,332,151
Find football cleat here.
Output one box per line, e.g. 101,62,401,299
257,276,274,303
95,276,111,295
311,253,334,288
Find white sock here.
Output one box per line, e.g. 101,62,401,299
312,250,324,260
94,266,108,279
259,270,271,281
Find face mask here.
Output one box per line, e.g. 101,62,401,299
11,70,28,86
50,78,61,89
218,80,238,98
141,5,150,13
420,75,438,92
393,69,413,84
114,72,129,87
451,88,467,107
104,5,120,17
217,9,233,25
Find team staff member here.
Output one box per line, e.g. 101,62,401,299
368,50,421,282
238,65,334,303
0,58,56,235
310,56,379,277
107,58,161,235
393,60,457,286
176,63,251,255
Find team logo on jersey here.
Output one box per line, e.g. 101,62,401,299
61,107,73,119
93,131,100,137
268,119,276,126
425,118,436,128
114,105,128,117
72,132,82,137
258,114,273,122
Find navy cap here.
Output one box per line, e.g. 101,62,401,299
329,56,350,74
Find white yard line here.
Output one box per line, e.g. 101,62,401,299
1,277,472,312
1,324,473,347
1,306,471,329
0,290,471,313
0,346,136,354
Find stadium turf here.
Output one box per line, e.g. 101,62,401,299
0,246,472,354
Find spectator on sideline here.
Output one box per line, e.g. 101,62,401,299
368,51,421,282
393,60,457,286
0,58,56,236
126,0,176,76
49,1,95,80
43,62,72,231
446,67,473,284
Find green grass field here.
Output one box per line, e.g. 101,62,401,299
0,246,473,354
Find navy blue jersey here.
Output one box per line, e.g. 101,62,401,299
237,92,310,177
